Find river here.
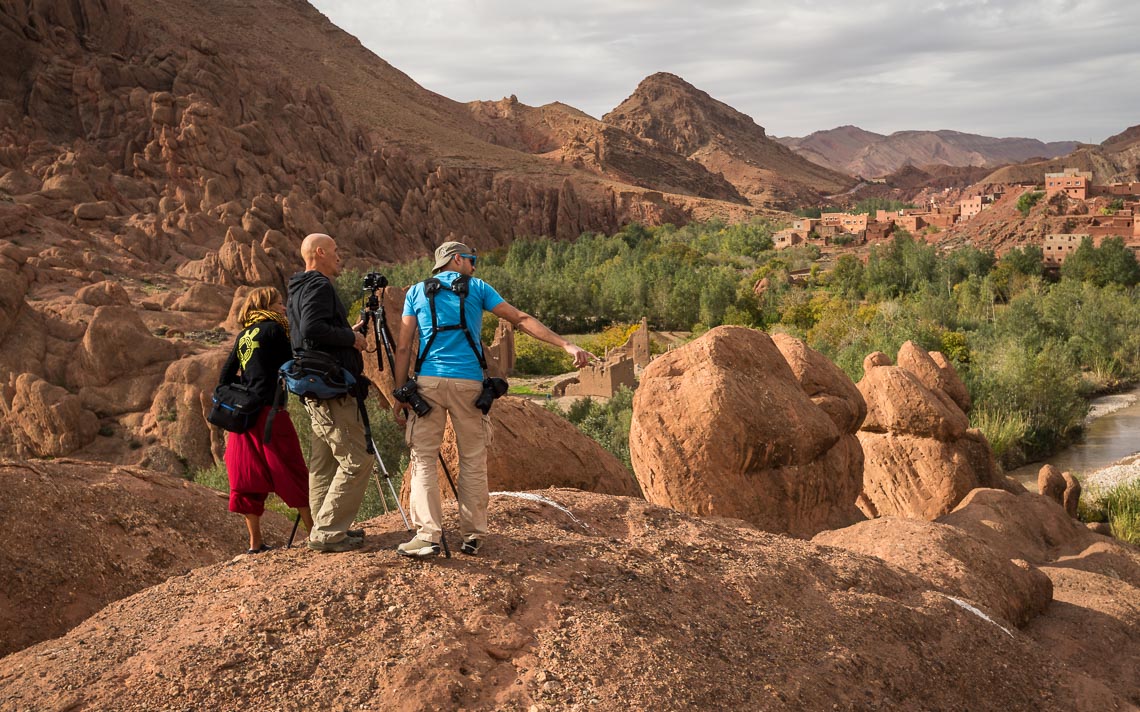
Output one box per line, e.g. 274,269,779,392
1007,385,1140,489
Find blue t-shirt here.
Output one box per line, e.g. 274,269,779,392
403,272,505,381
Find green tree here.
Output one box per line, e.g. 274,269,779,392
1016,190,1044,216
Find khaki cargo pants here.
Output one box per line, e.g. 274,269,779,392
305,394,371,544
405,376,493,544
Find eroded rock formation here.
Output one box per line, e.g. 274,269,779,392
856,342,1018,520
629,326,864,537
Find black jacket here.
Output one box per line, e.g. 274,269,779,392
219,320,291,407
286,270,365,382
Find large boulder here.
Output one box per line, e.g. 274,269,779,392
399,396,640,504
814,516,1053,628
857,341,1015,520
772,332,866,432
629,326,864,537
0,373,100,457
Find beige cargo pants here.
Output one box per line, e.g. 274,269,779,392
405,376,492,544
305,394,371,544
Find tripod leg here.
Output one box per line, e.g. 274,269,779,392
371,436,411,530
372,471,391,515
382,475,410,530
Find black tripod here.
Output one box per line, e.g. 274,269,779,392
360,272,454,558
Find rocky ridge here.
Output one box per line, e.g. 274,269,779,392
780,126,1078,178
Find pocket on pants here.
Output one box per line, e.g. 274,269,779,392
405,413,416,448
305,399,333,430
482,414,494,448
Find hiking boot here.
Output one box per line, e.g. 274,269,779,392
346,528,365,539
460,536,482,556
307,535,363,553
397,536,440,558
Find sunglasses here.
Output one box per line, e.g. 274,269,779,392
460,253,478,266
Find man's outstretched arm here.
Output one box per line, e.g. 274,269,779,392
490,302,595,368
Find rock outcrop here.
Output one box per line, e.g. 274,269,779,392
1,489,1136,710
0,458,292,657
629,327,864,537
0,0,761,467
856,342,1017,520
815,516,1053,628
399,397,640,503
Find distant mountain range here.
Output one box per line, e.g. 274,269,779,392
777,126,1079,178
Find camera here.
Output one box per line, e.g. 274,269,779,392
362,271,388,292
393,379,432,417
474,377,509,415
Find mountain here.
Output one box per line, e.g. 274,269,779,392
777,125,886,175
983,123,1140,186
465,96,746,204
603,73,857,208
779,127,1078,178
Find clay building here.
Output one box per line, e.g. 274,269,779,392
959,196,983,219
793,217,820,233
553,356,637,399
895,215,926,233
774,228,804,250
1042,233,1090,266
1045,169,1092,200
1106,181,1140,197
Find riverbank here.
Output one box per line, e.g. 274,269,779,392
1007,383,1140,488
1083,453,1140,491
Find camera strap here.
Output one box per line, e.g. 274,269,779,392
414,275,488,377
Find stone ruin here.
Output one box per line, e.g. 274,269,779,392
484,318,515,379
552,318,650,398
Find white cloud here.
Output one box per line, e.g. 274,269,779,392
310,0,1139,142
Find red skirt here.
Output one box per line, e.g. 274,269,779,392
224,407,309,515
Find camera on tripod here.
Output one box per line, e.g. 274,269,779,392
362,271,388,293
394,379,432,417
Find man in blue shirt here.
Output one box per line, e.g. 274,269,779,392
393,241,594,557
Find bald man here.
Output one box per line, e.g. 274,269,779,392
287,233,370,553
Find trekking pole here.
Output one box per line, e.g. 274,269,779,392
286,513,301,548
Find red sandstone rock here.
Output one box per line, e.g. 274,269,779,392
1038,464,1066,504
0,373,99,457
859,363,969,440
772,332,867,432
630,326,864,537
897,341,971,413
814,516,1053,628
1061,471,1081,519
856,343,1010,520
0,458,290,657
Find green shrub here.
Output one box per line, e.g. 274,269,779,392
1081,478,1140,544
547,386,635,470
1016,191,1044,216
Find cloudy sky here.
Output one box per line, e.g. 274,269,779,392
311,0,1138,144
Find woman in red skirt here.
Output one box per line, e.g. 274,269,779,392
219,287,314,553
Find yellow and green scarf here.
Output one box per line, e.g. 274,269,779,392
244,309,290,339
